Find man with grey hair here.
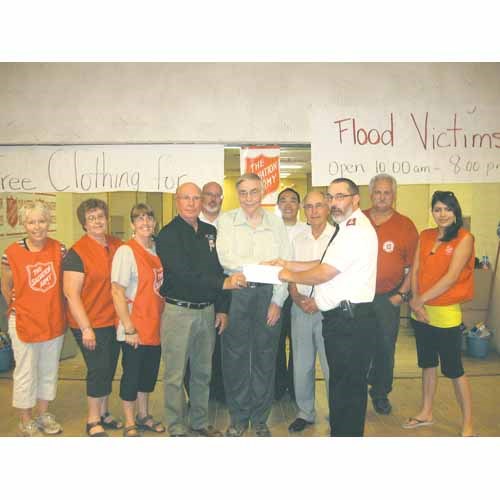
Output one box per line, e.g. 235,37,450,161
217,173,291,437
273,178,378,437
200,181,224,228
363,174,418,415
156,182,246,437
287,190,332,432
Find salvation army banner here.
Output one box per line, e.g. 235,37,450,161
0,193,57,237
240,146,280,205
0,144,224,193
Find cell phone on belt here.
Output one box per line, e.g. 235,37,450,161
339,300,355,320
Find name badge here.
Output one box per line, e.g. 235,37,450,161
206,233,216,252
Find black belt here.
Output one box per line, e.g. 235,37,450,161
323,301,373,320
246,282,269,288
165,297,213,310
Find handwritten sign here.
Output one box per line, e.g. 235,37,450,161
311,106,500,185
0,144,224,193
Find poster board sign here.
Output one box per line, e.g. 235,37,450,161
311,105,500,186
0,144,224,193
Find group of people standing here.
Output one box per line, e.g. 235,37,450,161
1,171,475,437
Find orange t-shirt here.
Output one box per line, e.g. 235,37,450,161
66,234,122,329
5,238,66,342
126,239,164,346
417,227,474,306
364,210,418,294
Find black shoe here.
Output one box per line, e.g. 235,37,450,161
372,398,392,415
288,418,312,433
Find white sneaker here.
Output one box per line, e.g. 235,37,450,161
36,412,63,435
19,419,43,437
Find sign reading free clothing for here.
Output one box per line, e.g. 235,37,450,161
0,144,224,193
311,105,500,186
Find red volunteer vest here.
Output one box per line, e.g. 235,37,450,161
5,238,66,343
125,239,164,346
418,228,474,306
67,234,122,329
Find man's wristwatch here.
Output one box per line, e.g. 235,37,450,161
395,291,410,303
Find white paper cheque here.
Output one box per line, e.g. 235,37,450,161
242,264,283,285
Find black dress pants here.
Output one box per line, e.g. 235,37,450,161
322,304,376,437
274,296,294,400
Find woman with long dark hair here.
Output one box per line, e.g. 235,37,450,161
404,191,474,436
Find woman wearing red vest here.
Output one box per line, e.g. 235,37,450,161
1,201,66,436
111,203,165,436
404,191,475,437
63,199,123,437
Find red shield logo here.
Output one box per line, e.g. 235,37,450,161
7,197,18,228
153,267,164,297
26,262,57,293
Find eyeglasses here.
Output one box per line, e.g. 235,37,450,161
326,193,354,202
133,214,155,223
202,191,223,200
238,189,261,198
303,203,327,211
86,214,107,223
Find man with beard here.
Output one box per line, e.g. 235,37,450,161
186,181,226,403
200,182,224,228
273,178,378,437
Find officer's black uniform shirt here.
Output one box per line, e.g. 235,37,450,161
156,215,230,314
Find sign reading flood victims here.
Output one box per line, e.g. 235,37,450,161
0,144,224,193
311,106,500,186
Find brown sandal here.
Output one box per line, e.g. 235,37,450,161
86,421,108,437
123,425,141,437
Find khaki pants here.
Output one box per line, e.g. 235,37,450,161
9,315,64,409
160,302,215,434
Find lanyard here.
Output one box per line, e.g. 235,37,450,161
309,224,340,298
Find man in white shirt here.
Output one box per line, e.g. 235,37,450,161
217,173,291,437
275,188,307,401
288,191,333,432
278,187,307,242
199,181,223,228
276,178,378,437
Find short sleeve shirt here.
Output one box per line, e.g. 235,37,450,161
314,209,378,311
111,243,158,341
363,210,418,294
292,223,335,297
